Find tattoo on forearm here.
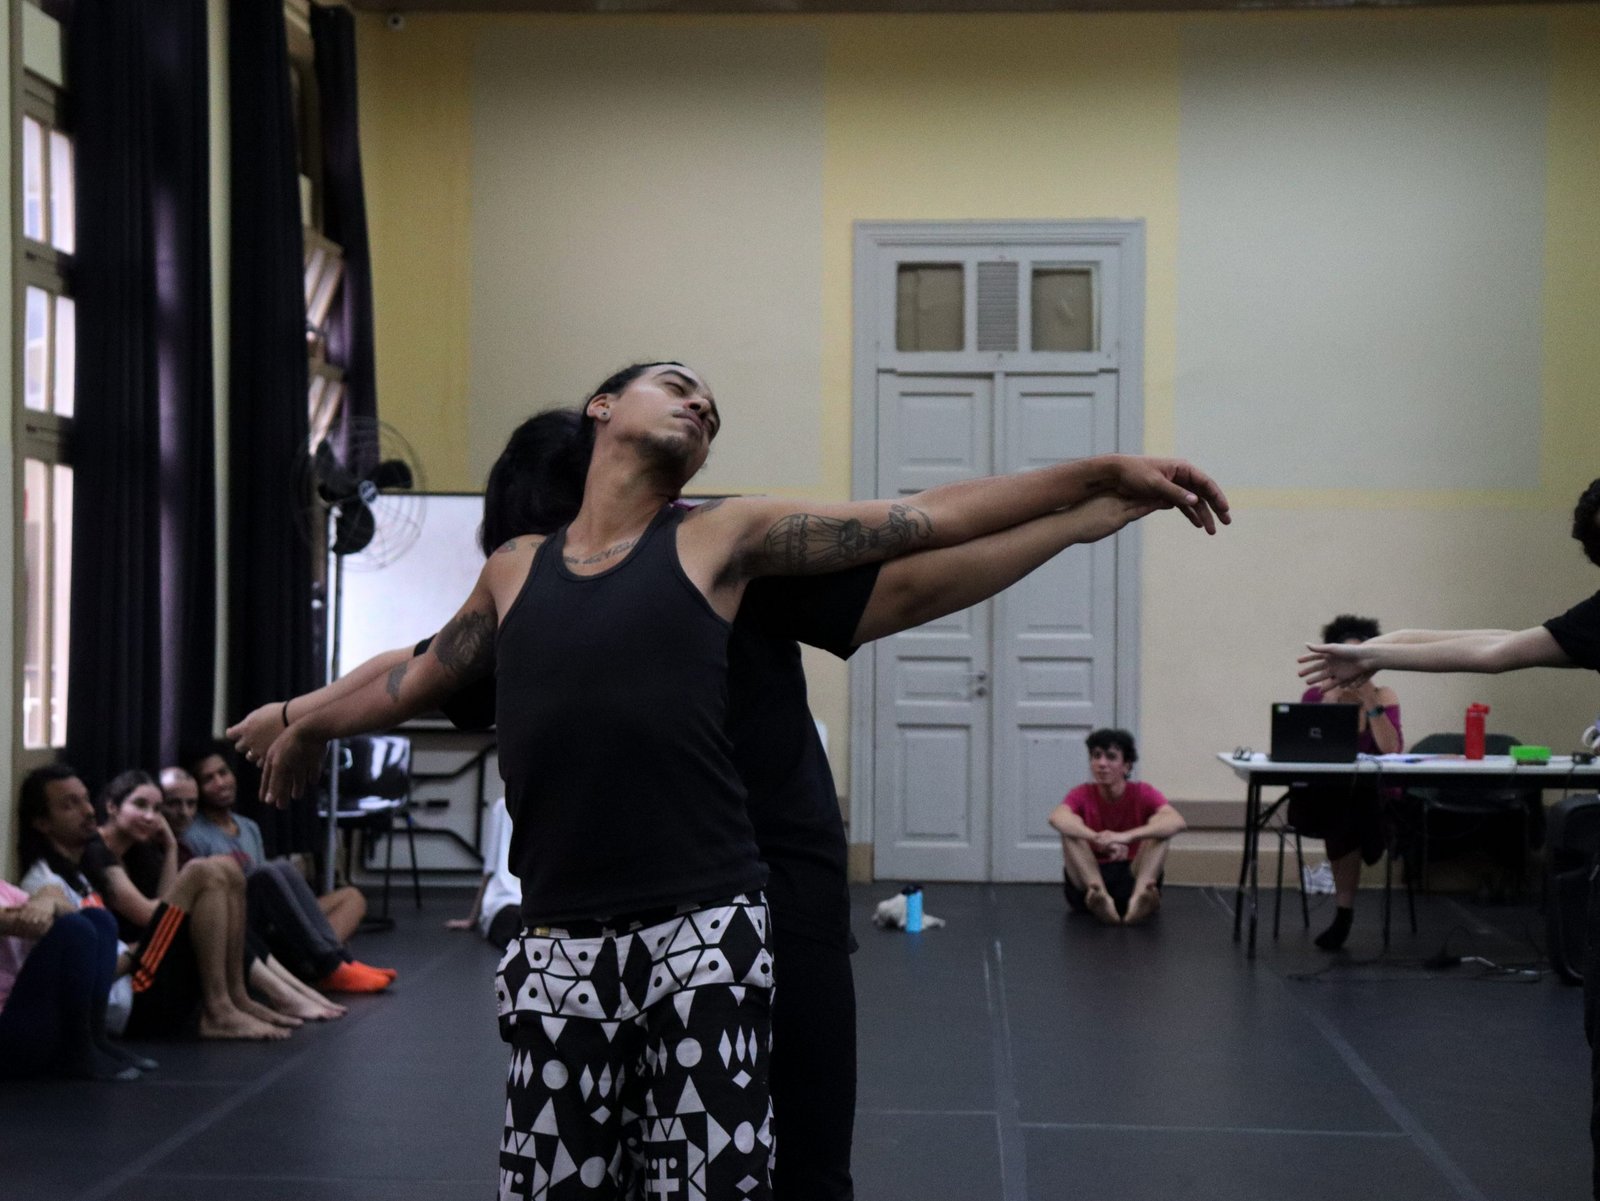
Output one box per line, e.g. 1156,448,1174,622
385,661,409,701
432,610,497,679
758,503,933,572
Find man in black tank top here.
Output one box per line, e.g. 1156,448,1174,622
245,361,1230,1201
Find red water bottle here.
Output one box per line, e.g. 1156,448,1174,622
1464,703,1489,760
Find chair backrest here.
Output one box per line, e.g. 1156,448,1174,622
1409,731,1521,756
333,734,412,807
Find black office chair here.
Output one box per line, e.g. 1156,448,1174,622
1403,731,1539,898
1271,791,1418,946
318,733,422,924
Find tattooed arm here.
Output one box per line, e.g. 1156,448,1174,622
252,548,525,805
688,454,1227,583
227,647,413,764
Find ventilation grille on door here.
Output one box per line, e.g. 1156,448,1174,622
976,260,1019,353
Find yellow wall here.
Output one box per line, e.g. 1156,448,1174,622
355,8,1600,829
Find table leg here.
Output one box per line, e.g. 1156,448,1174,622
1233,779,1259,942
1248,787,1262,957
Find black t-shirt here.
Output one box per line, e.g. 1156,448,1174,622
429,560,881,946
79,836,147,943
1545,590,1600,672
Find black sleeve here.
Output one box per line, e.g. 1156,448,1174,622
79,838,120,897
739,565,883,660
414,636,497,731
1545,590,1600,672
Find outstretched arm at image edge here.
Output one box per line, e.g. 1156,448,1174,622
1300,626,1571,688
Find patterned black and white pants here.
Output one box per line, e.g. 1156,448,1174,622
495,893,776,1201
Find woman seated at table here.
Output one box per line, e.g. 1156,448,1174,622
1289,613,1403,950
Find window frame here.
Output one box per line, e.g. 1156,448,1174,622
14,54,76,769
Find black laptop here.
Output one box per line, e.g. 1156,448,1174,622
1270,702,1361,763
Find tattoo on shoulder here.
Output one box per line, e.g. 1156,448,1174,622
432,610,497,680
757,502,933,573
385,660,409,701
493,539,519,555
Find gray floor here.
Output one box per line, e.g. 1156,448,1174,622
0,882,1587,1201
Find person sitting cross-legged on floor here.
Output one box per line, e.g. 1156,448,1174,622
1049,728,1186,925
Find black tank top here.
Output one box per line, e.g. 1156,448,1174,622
496,505,766,923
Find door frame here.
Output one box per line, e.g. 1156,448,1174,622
849,219,1147,879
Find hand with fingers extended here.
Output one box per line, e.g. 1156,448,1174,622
257,723,328,808
1297,642,1378,691
1105,456,1231,535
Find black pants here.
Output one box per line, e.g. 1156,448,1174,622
1585,860,1599,1199
245,861,344,979
768,925,857,1201
0,909,118,1078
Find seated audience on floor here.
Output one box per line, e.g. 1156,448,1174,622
0,870,153,1082
184,745,369,944
1288,613,1403,951
21,763,297,1041
175,750,393,993
445,797,520,949
1050,728,1186,925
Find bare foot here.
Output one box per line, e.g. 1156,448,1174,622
1085,886,1121,926
199,1009,292,1041
1125,886,1162,926
235,995,302,1028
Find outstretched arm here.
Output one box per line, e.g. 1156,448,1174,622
247,580,502,805
1298,626,1571,689
851,494,1156,645
230,647,414,764
696,454,1227,582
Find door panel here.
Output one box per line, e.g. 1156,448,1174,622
991,374,1119,881
873,373,992,881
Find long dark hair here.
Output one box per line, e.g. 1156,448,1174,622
1574,477,1600,569
100,769,159,822
16,762,81,870
478,410,588,555
477,362,682,556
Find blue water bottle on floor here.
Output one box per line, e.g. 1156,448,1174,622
903,884,924,933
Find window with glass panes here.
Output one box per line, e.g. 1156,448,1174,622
17,63,76,752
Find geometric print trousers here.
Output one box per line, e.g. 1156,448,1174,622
495,893,776,1201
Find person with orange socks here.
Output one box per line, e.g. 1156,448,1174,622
172,747,395,993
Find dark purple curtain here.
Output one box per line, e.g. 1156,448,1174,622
63,0,215,794
311,5,379,468
227,0,317,853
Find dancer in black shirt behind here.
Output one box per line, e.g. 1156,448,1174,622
1301,476,1600,1200
243,361,1229,1201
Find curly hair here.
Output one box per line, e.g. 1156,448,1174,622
1321,614,1381,645
1573,477,1600,569
1085,728,1138,767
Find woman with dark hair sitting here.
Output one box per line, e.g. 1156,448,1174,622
1291,613,1403,950
96,770,347,1022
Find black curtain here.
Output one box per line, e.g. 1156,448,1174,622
311,5,379,466
64,0,215,795
228,0,317,853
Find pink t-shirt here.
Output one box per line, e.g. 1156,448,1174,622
0,879,32,1013
1061,780,1170,863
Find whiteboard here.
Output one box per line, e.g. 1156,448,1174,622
334,493,487,677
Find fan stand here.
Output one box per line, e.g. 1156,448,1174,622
322,505,396,932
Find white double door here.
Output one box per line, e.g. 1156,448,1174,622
869,369,1125,882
